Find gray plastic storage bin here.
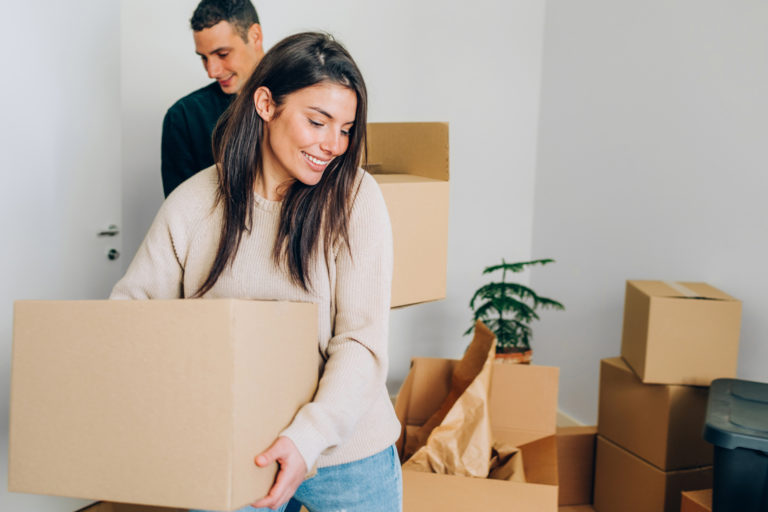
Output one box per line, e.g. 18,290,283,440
704,378,768,512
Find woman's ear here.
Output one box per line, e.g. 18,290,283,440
253,86,275,122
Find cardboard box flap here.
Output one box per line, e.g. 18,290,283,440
400,357,453,426
489,363,559,436
518,434,558,486
630,280,738,301
403,471,558,511
366,122,449,181
398,358,558,435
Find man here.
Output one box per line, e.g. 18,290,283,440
161,0,264,197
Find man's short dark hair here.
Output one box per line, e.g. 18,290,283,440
190,0,260,41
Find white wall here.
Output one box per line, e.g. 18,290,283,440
2,2,122,510
532,0,768,424
121,0,547,390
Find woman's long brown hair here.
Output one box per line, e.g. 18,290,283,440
192,32,367,297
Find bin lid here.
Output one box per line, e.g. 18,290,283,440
704,378,768,451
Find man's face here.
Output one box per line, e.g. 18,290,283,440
193,20,264,94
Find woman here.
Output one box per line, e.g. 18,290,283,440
111,32,402,512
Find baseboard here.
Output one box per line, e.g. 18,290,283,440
556,409,584,427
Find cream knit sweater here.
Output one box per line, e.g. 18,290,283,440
110,166,401,470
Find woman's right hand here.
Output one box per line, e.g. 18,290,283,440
251,436,307,510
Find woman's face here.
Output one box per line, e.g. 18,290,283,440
257,82,357,192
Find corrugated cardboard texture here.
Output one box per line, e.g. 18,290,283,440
10,300,318,511
597,358,712,471
396,357,559,511
620,280,741,386
557,426,597,506
680,489,712,512
593,436,712,512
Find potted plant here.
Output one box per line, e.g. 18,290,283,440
465,258,565,363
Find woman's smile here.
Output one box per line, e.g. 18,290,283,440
301,151,332,171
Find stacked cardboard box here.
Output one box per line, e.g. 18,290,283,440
593,281,741,512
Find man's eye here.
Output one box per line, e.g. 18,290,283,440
218,52,229,59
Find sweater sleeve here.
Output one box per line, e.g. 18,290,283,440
109,173,214,299
279,172,394,470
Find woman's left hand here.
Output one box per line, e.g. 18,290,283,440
251,436,307,509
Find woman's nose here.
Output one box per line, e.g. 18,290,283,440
320,131,345,156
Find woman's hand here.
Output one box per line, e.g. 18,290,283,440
251,436,307,509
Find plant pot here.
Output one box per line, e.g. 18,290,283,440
495,349,532,365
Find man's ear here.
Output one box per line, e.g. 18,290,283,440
248,23,264,53
253,86,275,121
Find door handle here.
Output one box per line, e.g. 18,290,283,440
98,224,120,237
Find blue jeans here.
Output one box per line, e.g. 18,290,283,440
191,445,402,512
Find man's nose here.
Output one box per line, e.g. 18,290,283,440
206,58,223,79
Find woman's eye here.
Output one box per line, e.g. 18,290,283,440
308,119,323,127
341,129,351,137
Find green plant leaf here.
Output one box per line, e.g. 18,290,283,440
535,296,565,311
482,258,556,275
472,297,537,323
469,282,540,308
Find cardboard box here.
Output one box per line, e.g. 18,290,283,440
10,299,319,511
76,502,185,512
620,280,741,385
680,489,712,512
557,426,597,505
395,357,559,511
593,436,712,512
367,122,450,308
598,358,712,471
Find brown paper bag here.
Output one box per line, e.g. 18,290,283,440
402,322,496,477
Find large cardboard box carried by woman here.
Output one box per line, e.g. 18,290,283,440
9,299,318,512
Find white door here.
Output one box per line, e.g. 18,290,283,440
0,1,122,510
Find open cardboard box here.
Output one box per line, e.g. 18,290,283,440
620,280,741,385
366,122,450,308
10,299,318,511
395,357,559,511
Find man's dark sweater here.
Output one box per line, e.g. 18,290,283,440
161,82,233,197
